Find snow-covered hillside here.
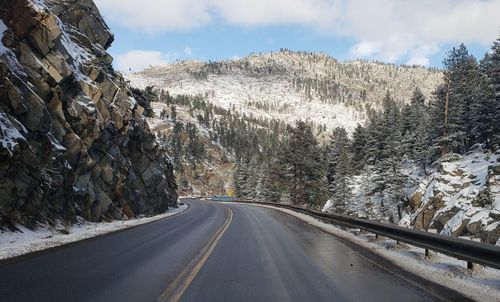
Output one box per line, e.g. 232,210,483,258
323,147,500,245
126,50,442,133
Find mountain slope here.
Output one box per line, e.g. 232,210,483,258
0,0,177,229
127,50,442,133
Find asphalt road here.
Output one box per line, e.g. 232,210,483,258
0,199,467,302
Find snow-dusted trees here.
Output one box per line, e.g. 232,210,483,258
401,88,431,171
185,122,205,169
370,92,405,220
234,157,254,199
350,124,368,172
326,127,352,212
258,159,283,203
429,43,496,156
478,36,500,147
281,121,327,207
169,122,183,171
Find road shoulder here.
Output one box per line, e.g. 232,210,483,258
0,204,189,263
246,203,500,302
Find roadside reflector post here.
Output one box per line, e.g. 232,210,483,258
467,261,474,270
425,249,429,258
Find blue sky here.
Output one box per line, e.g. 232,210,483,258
94,0,500,72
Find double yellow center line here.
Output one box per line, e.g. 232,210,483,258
157,207,233,302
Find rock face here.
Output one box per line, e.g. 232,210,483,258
0,0,177,229
403,148,500,244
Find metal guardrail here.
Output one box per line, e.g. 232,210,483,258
227,199,500,270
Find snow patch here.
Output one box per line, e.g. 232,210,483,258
441,211,464,236
128,96,137,110
0,113,27,156
322,199,334,212
0,20,8,54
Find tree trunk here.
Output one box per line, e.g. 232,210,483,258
442,79,451,155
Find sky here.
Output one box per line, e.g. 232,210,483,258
93,0,500,72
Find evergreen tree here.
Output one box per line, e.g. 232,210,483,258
479,36,500,147
365,92,405,221
170,105,177,122
402,87,431,171
281,121,327,207
258,159,283,203
431,44,483,155
234,159,250,199
169,122,183,171
185,123,205,169
350,124,367,172
326,127,352,212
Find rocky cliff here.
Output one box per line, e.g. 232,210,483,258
0,0,177,230
404,148,500,245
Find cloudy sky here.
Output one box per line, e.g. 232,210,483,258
94,0,500,72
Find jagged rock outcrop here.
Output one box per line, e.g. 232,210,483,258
0,0,177,229
404,148,500,245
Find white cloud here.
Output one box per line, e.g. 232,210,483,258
95,0,500,65
94,0,212,32
114,50,172,72
350,41,382,57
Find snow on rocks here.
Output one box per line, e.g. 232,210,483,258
0,204,188,261
0,20,8,54
0,113,27,156
322,199,334,212
408,147,500,243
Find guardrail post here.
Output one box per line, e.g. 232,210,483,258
467,261,474,270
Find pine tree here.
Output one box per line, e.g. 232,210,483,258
170,105,177,122
234,159,250,199
365,92,405,221
258,159,283,203
185,123,205,169
401,87,431,171
326,127,352,212
281,121,327,207
479,35,500,147
169,122,183,171
351,123,367,171
431,44,483,155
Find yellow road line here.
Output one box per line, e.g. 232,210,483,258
157,207,233,302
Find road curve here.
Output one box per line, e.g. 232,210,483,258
0,199,467,301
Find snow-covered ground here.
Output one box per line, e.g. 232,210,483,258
0,204,188,260
255,204,500,302
129,71,364,134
